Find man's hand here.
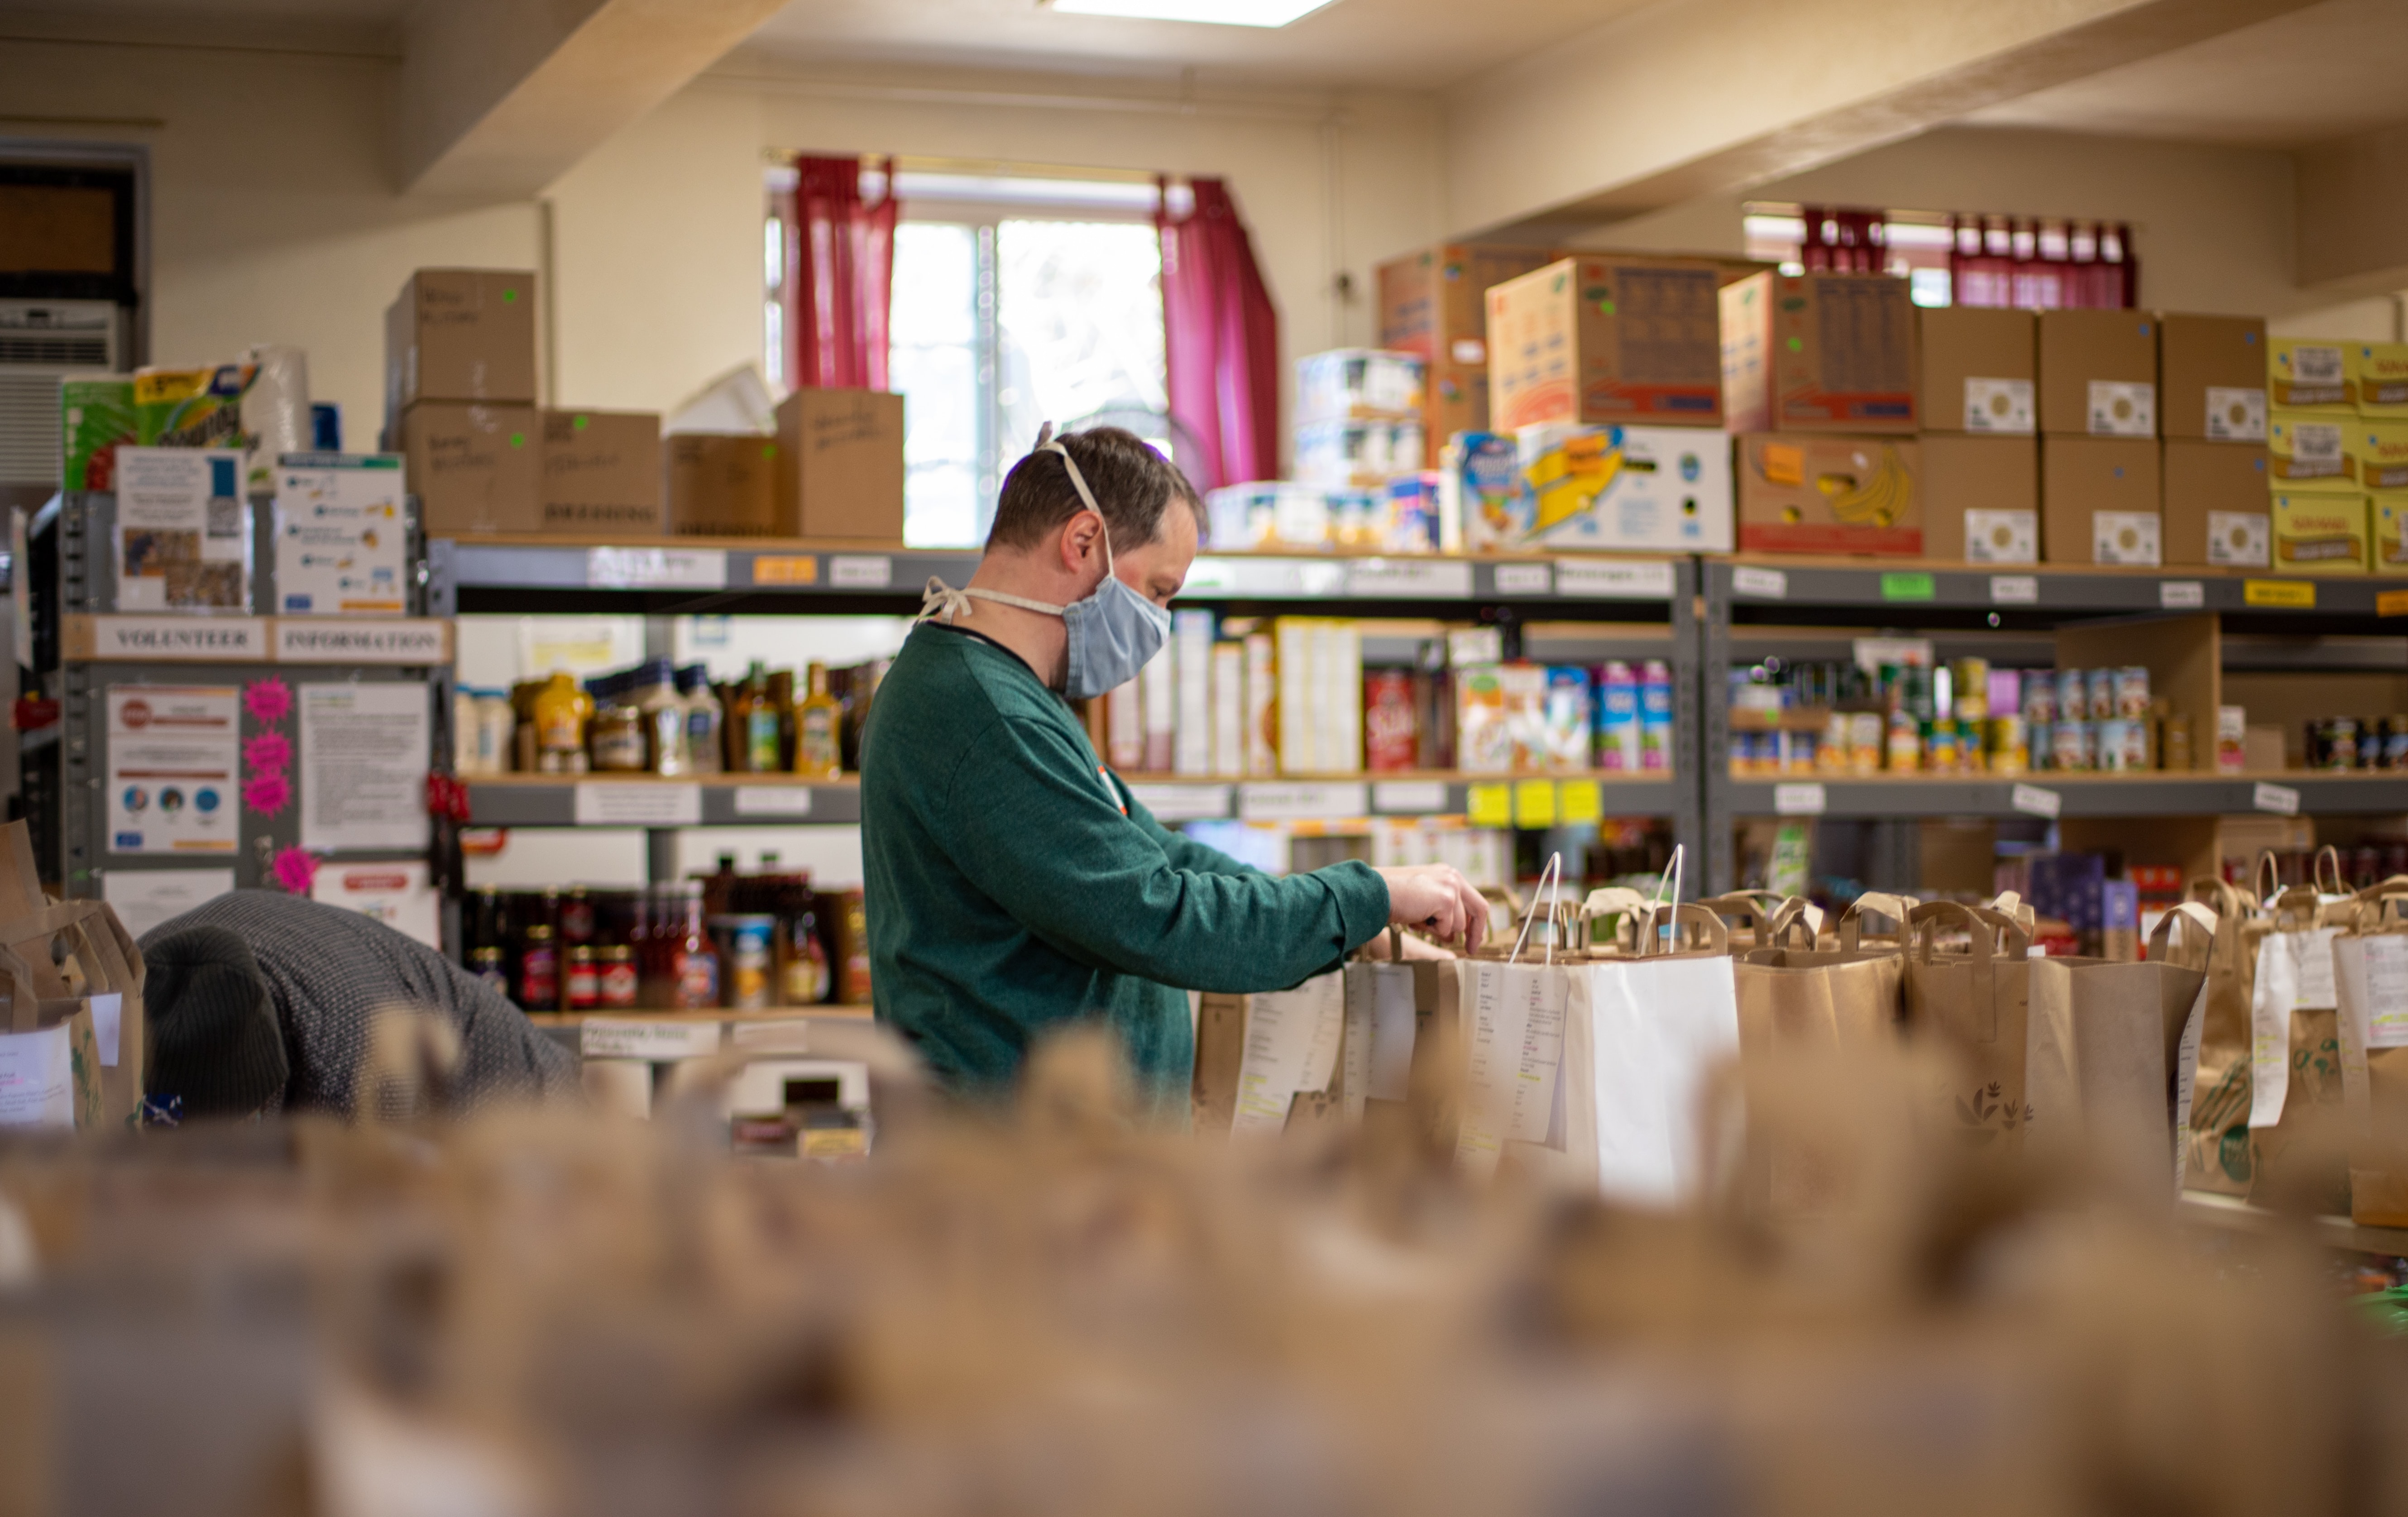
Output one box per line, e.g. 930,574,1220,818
1358,928,1458,962
1374,865,1488,953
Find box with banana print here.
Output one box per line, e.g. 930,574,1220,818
1734,434,1922,555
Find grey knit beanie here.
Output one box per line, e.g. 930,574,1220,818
143,925,288,1117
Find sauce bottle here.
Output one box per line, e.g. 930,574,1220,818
728,661,782,773
532,671,592,775
793,662,844,778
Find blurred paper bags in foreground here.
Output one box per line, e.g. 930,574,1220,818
0,820,146,1131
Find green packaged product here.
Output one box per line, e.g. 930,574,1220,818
61,376,136,491
133,363,255,449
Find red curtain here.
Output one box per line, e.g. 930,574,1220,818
779,155,898,390
1156,177,1278,492
1948,215,2137,310
1798,207,1887,273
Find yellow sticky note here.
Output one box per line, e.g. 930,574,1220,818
1513,779,1556,828
1466,782,1512,828
752,555,819,586
1557,778,1602,825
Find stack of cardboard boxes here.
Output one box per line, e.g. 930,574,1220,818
1377,244,1555,465
388,268,664,538
1724,270,1922,555
388,266,902,543
1459,254,1736,554
1919,307,2037,561
2269,337,2408,573
2154,314,2269,568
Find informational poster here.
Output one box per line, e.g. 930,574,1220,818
311,859,440,948
274,455,408,615
300,682,431,852
102,867,235,938
106,685,239,854
115,448,249,612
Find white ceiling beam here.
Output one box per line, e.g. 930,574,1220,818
2297,121,2408,294
397,0,790,196
1441,0,2322,240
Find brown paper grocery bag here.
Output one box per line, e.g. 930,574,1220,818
2331,893,2408,1224
2022,904,2215,1193
0,898,148,1129
2245,884,2351,1211
1902,901,2040,1155
2180,879,2258,1195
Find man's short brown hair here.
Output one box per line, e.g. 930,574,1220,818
986,427,1205,552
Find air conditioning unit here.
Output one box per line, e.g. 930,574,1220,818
0,300,122,490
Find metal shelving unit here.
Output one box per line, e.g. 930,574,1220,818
431,539,1703,868
1700,554,2408,895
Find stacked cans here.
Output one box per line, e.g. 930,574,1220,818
2026,666,2152,773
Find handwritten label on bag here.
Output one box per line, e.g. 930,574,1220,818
2365,935,2408,1049
89,992,122,1067
2173,986,2207,1193
0,1024,73,1127
1231,976,1343,1137
2251,929,2340,1128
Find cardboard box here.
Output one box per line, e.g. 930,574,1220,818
2161,439,2270,568
667,433,779,536
2157,312,2267,441
1459,424,1733,553
384,270,538,426
1422,362,1487,464
2269,409,2356,490
2373,493,2408,572
1378,244,1556,364
397,401,540,536
2041,436,2160,565
1734,434,1920,555
2272,490,2370,574
541,409,662,535
1920,434,2037,562
2350,418,2408,493
2268,336,2351,411
1721,271,1917,434
2038,309,2158,437
2351,342,2408,415
1919,307,2034,434
1489,257,1723,430
773,388,905,542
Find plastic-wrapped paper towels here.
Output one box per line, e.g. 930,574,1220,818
241,344,310,490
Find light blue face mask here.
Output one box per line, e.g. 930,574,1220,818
917,426,1172,701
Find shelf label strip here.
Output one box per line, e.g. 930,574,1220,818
1556,559,1675,599
2253,781,2300,816
732,785,814,817
574,782,703,827
581,1019,723,1060
2011,783,2061,819
586,547,727,590
1773,782,1826,816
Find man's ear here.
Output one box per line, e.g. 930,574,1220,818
1058,510,1103,572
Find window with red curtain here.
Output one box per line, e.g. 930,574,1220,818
771,155,899,391
1745,202,2138,309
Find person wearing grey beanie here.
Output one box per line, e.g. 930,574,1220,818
141,890,577,1120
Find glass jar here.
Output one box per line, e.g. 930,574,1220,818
566,945,601,1013
515,924,559,1012
532,671,592,775
589,675,648,772
598,944,638,1010
710,914,776,1010
641,883,719,1010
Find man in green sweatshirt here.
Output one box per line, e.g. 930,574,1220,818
862,426,1486,1122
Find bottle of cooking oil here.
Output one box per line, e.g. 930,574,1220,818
793,662,844,779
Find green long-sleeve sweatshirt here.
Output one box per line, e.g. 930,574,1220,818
861,621,1391,1122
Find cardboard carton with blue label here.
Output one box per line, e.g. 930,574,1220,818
1451,425,1732,553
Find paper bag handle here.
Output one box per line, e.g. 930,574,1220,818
1908,900,2031,966
2188,876,2252,922
1839,891,1918,952
1765,897,1822,949
2254,849,2281,909
2268,884,2324,932
1984,890,2038,932
2316,844,2347,899
2147,900,2219,971
1639,901,1729,957
1506,852,1565,966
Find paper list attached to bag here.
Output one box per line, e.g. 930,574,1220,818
1455,963,1567,1176
2361,937,2408,1049
2173,983,2208,1193
1231,974,1344,1137
2251,929,2340,1129
0,1024,74,1127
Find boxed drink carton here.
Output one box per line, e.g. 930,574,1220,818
1920,434,2037,562
2161,440,2270,568
1441,432,1521,552
397,401,540,536
1721,271,1917,434
2351,342,2408,415
1295,417,1425,487
2038,309,2158,436
2269,409,2356,490
2272,491,2370,574
2040,436,2159,565
1462,424,1732,554
1296,349,1425,421
1919,307,2034,434
667,434,779,536
2349,418,2408,492
1488,257,1723,430
2268,336,2351,411
772,388,904,542
540,409,661,535
2373,494,2408,573
2156,312,2267,441
384,269,537,425
1734,434,1921,555
1206,481,1334,550
1378,244,1557,364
